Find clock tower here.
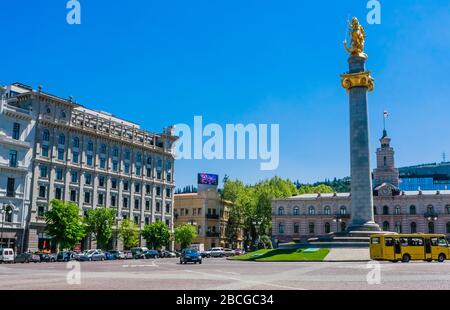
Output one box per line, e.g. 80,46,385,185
373,129,400,188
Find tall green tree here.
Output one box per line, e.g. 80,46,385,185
142,221,171,249
174,224,197,249
118,219,139,250
44,199,86,251
84,207,116,250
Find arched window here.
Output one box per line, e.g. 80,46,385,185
278,223,285,234
308,206,315,215
293,223,300,234
340,206,347,215
42,129,50,142
308,222,315,234
394,206,401,215
325,222,331,234
427,205,434,214
410,205,416,215
383,156,387,167
58,133,65,145
136,153,142,162
147,157,152,165
428,222,435,234
374,206,377,215
278,207,285,216
87,141,94,152
383,221,390,231
341,222,346,232
72,137,79,148
125,150,130,160
395,221,402,233
293,207,300,216
324,206,331,215
410,222,417,233
112,148,119,157
446,205,450,215
383,206,389,215
447,222,450,234
100,144,107,154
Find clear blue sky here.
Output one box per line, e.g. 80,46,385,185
2,0,450,188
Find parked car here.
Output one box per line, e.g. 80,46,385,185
180,248,202,264
223,248,235,257
15,253,41,263
131,247,148,259
123,251,133,259
174,251,181,258
210,247,225,257
57,251,76,262
0,248,14,264
108,250,125,260
201,249,212,258
104,251,115,260
160,250,176,258
234,248,245,256
78,249,106,261
72,251,85,261
136,250,159,259
37,253,57,262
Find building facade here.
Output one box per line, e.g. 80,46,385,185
399,162,450,191
0,82,177,252
272,130,450,243
0,84,36,252
174,189,243,250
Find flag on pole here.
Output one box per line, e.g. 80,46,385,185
383,111,389,118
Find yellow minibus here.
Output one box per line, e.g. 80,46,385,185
370,233,450,263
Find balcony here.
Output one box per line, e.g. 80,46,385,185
206,213,219,219
424,211,439,219
0,162,28,174
3,102,32,119
336,214,351,219
206,231,220,238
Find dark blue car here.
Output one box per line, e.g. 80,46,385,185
180,248,202,264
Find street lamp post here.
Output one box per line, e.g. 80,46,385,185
252,219,262,248
0,205,13,249
333,215,343,233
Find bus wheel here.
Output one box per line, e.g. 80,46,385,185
402,254,411,263
438,254,446,263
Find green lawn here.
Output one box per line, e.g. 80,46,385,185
230,248,330,262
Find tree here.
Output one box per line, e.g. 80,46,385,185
142,221,171,249
174,224,197,249
44,199,86,251
84,207,116,250
258,235,273,249
118,219,139,250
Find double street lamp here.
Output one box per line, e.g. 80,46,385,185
0,204,13,249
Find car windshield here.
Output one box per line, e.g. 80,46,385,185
185,249,197,254
87,250,95,255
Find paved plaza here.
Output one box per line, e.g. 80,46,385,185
1,258,449,290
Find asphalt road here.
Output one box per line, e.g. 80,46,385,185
1,257,449,290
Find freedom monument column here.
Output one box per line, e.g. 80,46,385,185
341,17,381,233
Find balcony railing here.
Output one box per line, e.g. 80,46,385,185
206,231,220,237
424,211,439,219
206,214,219,219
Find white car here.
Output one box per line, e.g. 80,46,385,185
0,248,14,264
223,248,235,257
210,247,225,257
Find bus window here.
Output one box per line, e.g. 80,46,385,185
409,237,424,246
400,237,408,246
431,238,439,246
385,237,394,246
438,237,448,247
371,237,380,244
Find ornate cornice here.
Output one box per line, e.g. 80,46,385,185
340,71,374,92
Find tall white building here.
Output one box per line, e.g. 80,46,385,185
0,83,36,252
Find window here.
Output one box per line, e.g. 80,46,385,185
84,192,91,204
383,221,390,231
123,181,129,191
124,150,130,160
395,221,402,233
146,168,152,177
446,205,450,215
39,186,46,198
383,156,387,167
294,223,300,234
40,165,48,178
87,141,94,152
308,206,315,215
56,168,63,181
72,137,79,148
374,206,377,215
385,237,394,247
134,216,139,225
428,222,435,234
87,155,93,166
166,188,171,198
135,166,141,176
124,163,130,174
145,217,150,225
70,190,77,202
309,222,315,234
146,184,151,194
394,206,401,215
112,148,119,157
112,161,118,172
12,122,20,140
135,183,140,193
38,205,46,217
100,144,106,154
147,157,152,166
156,187,161,196
410,205,416,215
85,173,92,185
72,151,79,163
410,222,417,233
278,207,284,216
111,195,116,207
123,197,128,208
7,178,15,197
58,134,65,145
341,222,346,232
9,150,18,167
293,207,300,216
55,187,62,200
427,205,434,214
165,203,170,213
134,199,140,210
57,148,64,160
99,176,105,187
325,222,331,234
111,178,117,189
383,206,389,215
71,171,78,183
145,200,150,211
324,206,331,215
340,206,347,215
447,222,450,234
98,193,104,206
371,237,380,245
41,145,49,157
156,202,161,212
99,158,106,169
278,223,285,234
42,129,50,142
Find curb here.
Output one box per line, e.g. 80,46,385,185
227,258,371,263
